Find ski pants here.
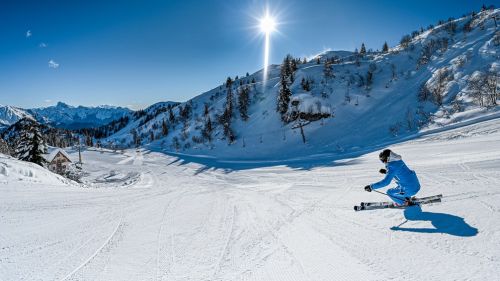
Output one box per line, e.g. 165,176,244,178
387,186,419,205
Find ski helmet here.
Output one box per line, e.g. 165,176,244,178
379,149,391,163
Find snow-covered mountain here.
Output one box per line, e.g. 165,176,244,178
1,102,134,131
103,8,500,160
0,105,34,130
28,102,133,129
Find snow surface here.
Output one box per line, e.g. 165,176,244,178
1,118,500,280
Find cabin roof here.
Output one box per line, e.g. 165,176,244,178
45,148,72,163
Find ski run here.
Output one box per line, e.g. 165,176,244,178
1,116,500,281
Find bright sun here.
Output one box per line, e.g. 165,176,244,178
260,15,276,33
258,11,277,84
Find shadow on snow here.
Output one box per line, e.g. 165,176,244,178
391,206,478,237
163,150,366,175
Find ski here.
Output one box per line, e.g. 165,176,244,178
361,194,442,207
354,194,442,211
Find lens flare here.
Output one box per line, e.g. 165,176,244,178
259,13,276,83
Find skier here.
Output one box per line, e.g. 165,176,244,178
364,149,421,206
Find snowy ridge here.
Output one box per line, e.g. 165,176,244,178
28,102,133,129
104,8,500,160
0,105,34,129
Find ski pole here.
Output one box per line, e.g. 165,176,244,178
372,189,405,201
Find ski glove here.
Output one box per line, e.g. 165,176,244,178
364,185,372,192
379,168,387,174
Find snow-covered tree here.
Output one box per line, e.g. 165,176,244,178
360,43,367,55
202,115,213,142
169,107,175,124
469,71,499,107
301,78,312,91
277,55,294,122
485,70,499,106
400,34,411,49
131,128,140,147
425,68,450,105
0,138,11,155
221,77,235,143
161,119,168,136
238,86,250,121
382,42,389,53
323,60,334,79
13,120,47,166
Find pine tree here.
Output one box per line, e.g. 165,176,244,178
400,34,411,48
353,48,360,66
290,58,298,74
277,56,293,122
382,42,389,53
238,86,250,121
221,77,235,142
323,60,334,79
161,119,168,136
204,104,209,116
169,107,175,123
360,43,367,55
283,54,296,83
300,78,311,91
14,120,47,166
202,116,213,142
131,129,139,147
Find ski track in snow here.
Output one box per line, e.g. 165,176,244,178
2,118,500,280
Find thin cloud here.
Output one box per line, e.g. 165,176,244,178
39,42,48,48
305,47,332,61
48,59,59,69
26,30,32,38
44,99,52,103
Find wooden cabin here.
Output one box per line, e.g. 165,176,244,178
45,149,72,175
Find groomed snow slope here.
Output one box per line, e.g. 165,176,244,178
1,118,500,280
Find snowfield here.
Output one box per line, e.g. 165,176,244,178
1,118,500,281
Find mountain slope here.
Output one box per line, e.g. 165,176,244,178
106,8,499,160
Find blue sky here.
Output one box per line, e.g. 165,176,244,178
0,0,494,109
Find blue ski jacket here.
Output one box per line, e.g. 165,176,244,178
371,152,420,194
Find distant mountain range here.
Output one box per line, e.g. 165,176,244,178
0,102,133,130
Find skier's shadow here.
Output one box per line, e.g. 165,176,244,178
390,206,478,237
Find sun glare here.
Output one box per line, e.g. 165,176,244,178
260,15,276,34
259,12,277,84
